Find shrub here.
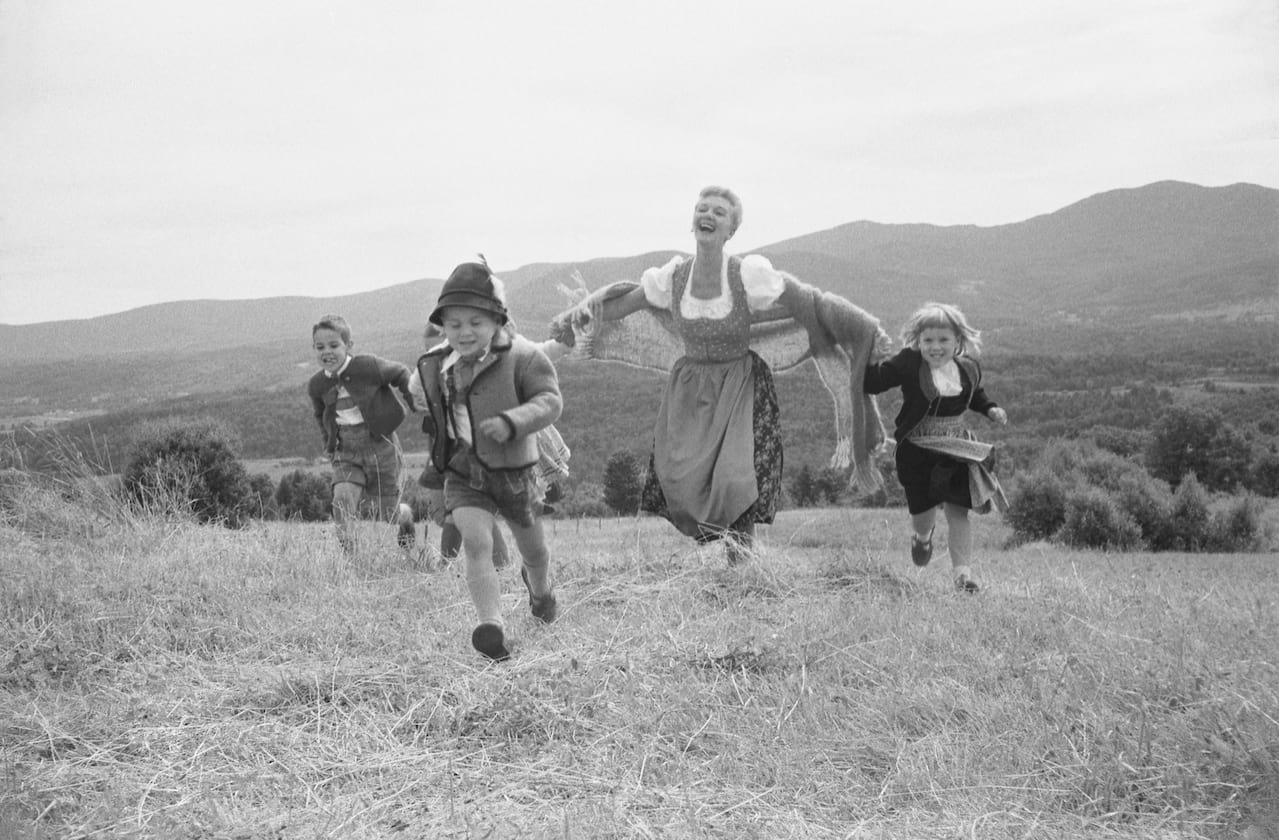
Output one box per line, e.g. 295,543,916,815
1208,494,1268,552
1247,451,1279,498
1089,425,1151,459
813,467,847,505
1113,472,1175,550
558,481,613,519
275,469,332,522
1059,487,1143,550
244,473,279,520
602,451,643,515
1006,469,1069,543
789,464,819,507
1165,472,1212,552
1077,447,1150,493
1147,406,1252,492
121,418,252,527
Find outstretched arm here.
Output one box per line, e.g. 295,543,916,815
549,275,651,347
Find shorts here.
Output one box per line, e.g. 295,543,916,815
443,446,542,528
331,424,404,505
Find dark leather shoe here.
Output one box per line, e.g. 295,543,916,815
910,528,934,567
471,623,510,661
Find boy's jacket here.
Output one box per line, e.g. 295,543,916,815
308,354,414,454
416,334,562,473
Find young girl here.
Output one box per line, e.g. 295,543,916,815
864,303,1008,592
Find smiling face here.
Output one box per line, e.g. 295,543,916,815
691,194,736,247
312,327,351,375
439,306,501,360
917,326,960,369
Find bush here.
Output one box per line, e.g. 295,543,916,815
1165,472,1212,552
789,464,819,507
1248,451,1279,498
1209,494,1268,552
602,451,643,515
275,469,332,522
557,481,613,519
813,467,847,505
1147,406,1252,492
1113,473,1175,550
1089,425,1151,459
121,418,252,527
1077,447,1150,493
1006,470,1070,543
1059,487,1143,550
244,473,279,520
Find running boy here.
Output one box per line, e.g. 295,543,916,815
308,314,417,556
864,302,1008,593
411,323,572,567
415,261,562,660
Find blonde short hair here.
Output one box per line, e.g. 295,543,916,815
900,302,983,357
698,185,743,235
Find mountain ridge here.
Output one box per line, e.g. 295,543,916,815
3,180,1275,367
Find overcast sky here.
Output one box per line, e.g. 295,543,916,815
2,0,1276,325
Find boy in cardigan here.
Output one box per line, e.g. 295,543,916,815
411,322,572,569
308,314,417,556
416,262,563,661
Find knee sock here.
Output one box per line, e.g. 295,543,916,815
519,540,551,598
465,555,503,627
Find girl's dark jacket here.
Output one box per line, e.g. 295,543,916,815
308,354,414,455
416,333,561,473
864,348,999,443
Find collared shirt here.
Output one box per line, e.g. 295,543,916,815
441,349,489,446
325,357,365,426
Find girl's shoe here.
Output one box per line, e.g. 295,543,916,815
910,528,934,567
471,622,511,661
955,573,980,594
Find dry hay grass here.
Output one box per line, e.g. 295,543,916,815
2,488,1278,839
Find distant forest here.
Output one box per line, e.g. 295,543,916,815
11,320,1278,495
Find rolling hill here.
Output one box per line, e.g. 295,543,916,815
4,180,1275,368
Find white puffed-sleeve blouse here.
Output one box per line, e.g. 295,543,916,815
639,254,784,319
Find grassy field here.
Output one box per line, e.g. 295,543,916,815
2,481,1278,839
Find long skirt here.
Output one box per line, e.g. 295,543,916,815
640,351,782,541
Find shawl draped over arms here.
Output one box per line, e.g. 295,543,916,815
550,271,889,494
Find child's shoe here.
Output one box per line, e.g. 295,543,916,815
910,527,934,567
521,567,558,623
396,520,416,551
954,573,980,594
471,622,511,661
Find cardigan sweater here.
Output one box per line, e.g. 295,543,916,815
416,333,562,473
863,348,998,444
549,265,888,493
308,354,414,454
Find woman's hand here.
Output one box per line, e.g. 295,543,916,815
988,407,1008,426
548,270,593,347
872,328,893,360
548,314,577,347
479,416,513,443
